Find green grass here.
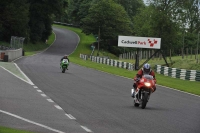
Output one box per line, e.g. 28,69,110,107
53,24,200,96
2,25,199,95
120,54,200,70
54,25,96,57
54,24,118,59
23,32,55,56
1,24,200,132
0,126,34,133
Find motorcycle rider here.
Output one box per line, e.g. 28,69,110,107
132,63,156,98
60,55,70,70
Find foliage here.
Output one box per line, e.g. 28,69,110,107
114,0,145,28
0,0,65,44
15,24,200,95
149,0,199,49
0,0,199,55
28,0,64,43
80,0,132,55
81,0,132,39
56,25,200,95
0,0,29,42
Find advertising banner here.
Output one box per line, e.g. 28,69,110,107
118,36,161,49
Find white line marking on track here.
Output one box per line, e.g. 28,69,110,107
47,99,54,103
37,90,42,92
65,114,76,120
33,86,38,89
0,109,65,133
157,84,200,97
54,105,63,110
75,65,200,98
80,126,92,133
0,66,33,85
14,63,34,85
41,94,47,97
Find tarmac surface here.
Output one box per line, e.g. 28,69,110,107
1,26,200,133
0,64,87,133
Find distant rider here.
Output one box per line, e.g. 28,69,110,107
132,63,156,97
60,55,70,70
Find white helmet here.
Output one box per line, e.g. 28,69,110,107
143,63,151,74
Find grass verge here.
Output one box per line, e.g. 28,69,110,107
23,32,55,56
53,24,200,96
0,126,34,133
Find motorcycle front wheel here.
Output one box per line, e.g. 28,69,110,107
141,93,148,109
62,68,66,73
133,98,139,107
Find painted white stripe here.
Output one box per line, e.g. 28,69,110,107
0,110,65,133
157,84,200,98
0,66,33,85
41,94,47,97
54,105,63,110
80,126,92,133
47,99,54,103
14,63,34,85
37,90,42,93
75,64,200,98
65,114,76,120
33,86,38,89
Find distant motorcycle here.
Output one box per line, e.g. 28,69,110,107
132,74,156,109
60,59,69,73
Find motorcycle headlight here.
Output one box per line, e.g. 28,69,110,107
144,82,151,87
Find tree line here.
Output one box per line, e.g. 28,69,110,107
58,0,199,56
0,0,65,44
0,0,199,57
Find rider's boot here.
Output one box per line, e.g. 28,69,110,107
132,84,137,98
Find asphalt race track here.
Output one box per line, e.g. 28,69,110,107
3,26,200,133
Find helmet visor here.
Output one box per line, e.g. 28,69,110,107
144,68,150,73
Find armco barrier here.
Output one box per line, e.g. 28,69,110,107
155,65,200,81
80,54,134,71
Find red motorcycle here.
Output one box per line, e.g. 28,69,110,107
132,74,156,109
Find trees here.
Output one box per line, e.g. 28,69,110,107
1,0,199,53
181,0,200,48
133,0,185,52
0,0,65,43
28,0,64,43
0,0,29,42
80,0,132,54
142,0,200,53
81,0,132,39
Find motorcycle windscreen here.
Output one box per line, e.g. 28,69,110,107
62,59,69,63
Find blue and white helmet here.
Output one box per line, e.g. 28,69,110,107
143,63,151,74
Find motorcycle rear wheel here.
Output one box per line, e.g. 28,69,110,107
141,93,148,109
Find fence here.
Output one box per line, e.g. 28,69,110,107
10,36,25,49
80,54,134,70
155,65,200,81
119,50,163,60
119,48,199,60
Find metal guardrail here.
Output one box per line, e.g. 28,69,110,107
155,65,200,81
